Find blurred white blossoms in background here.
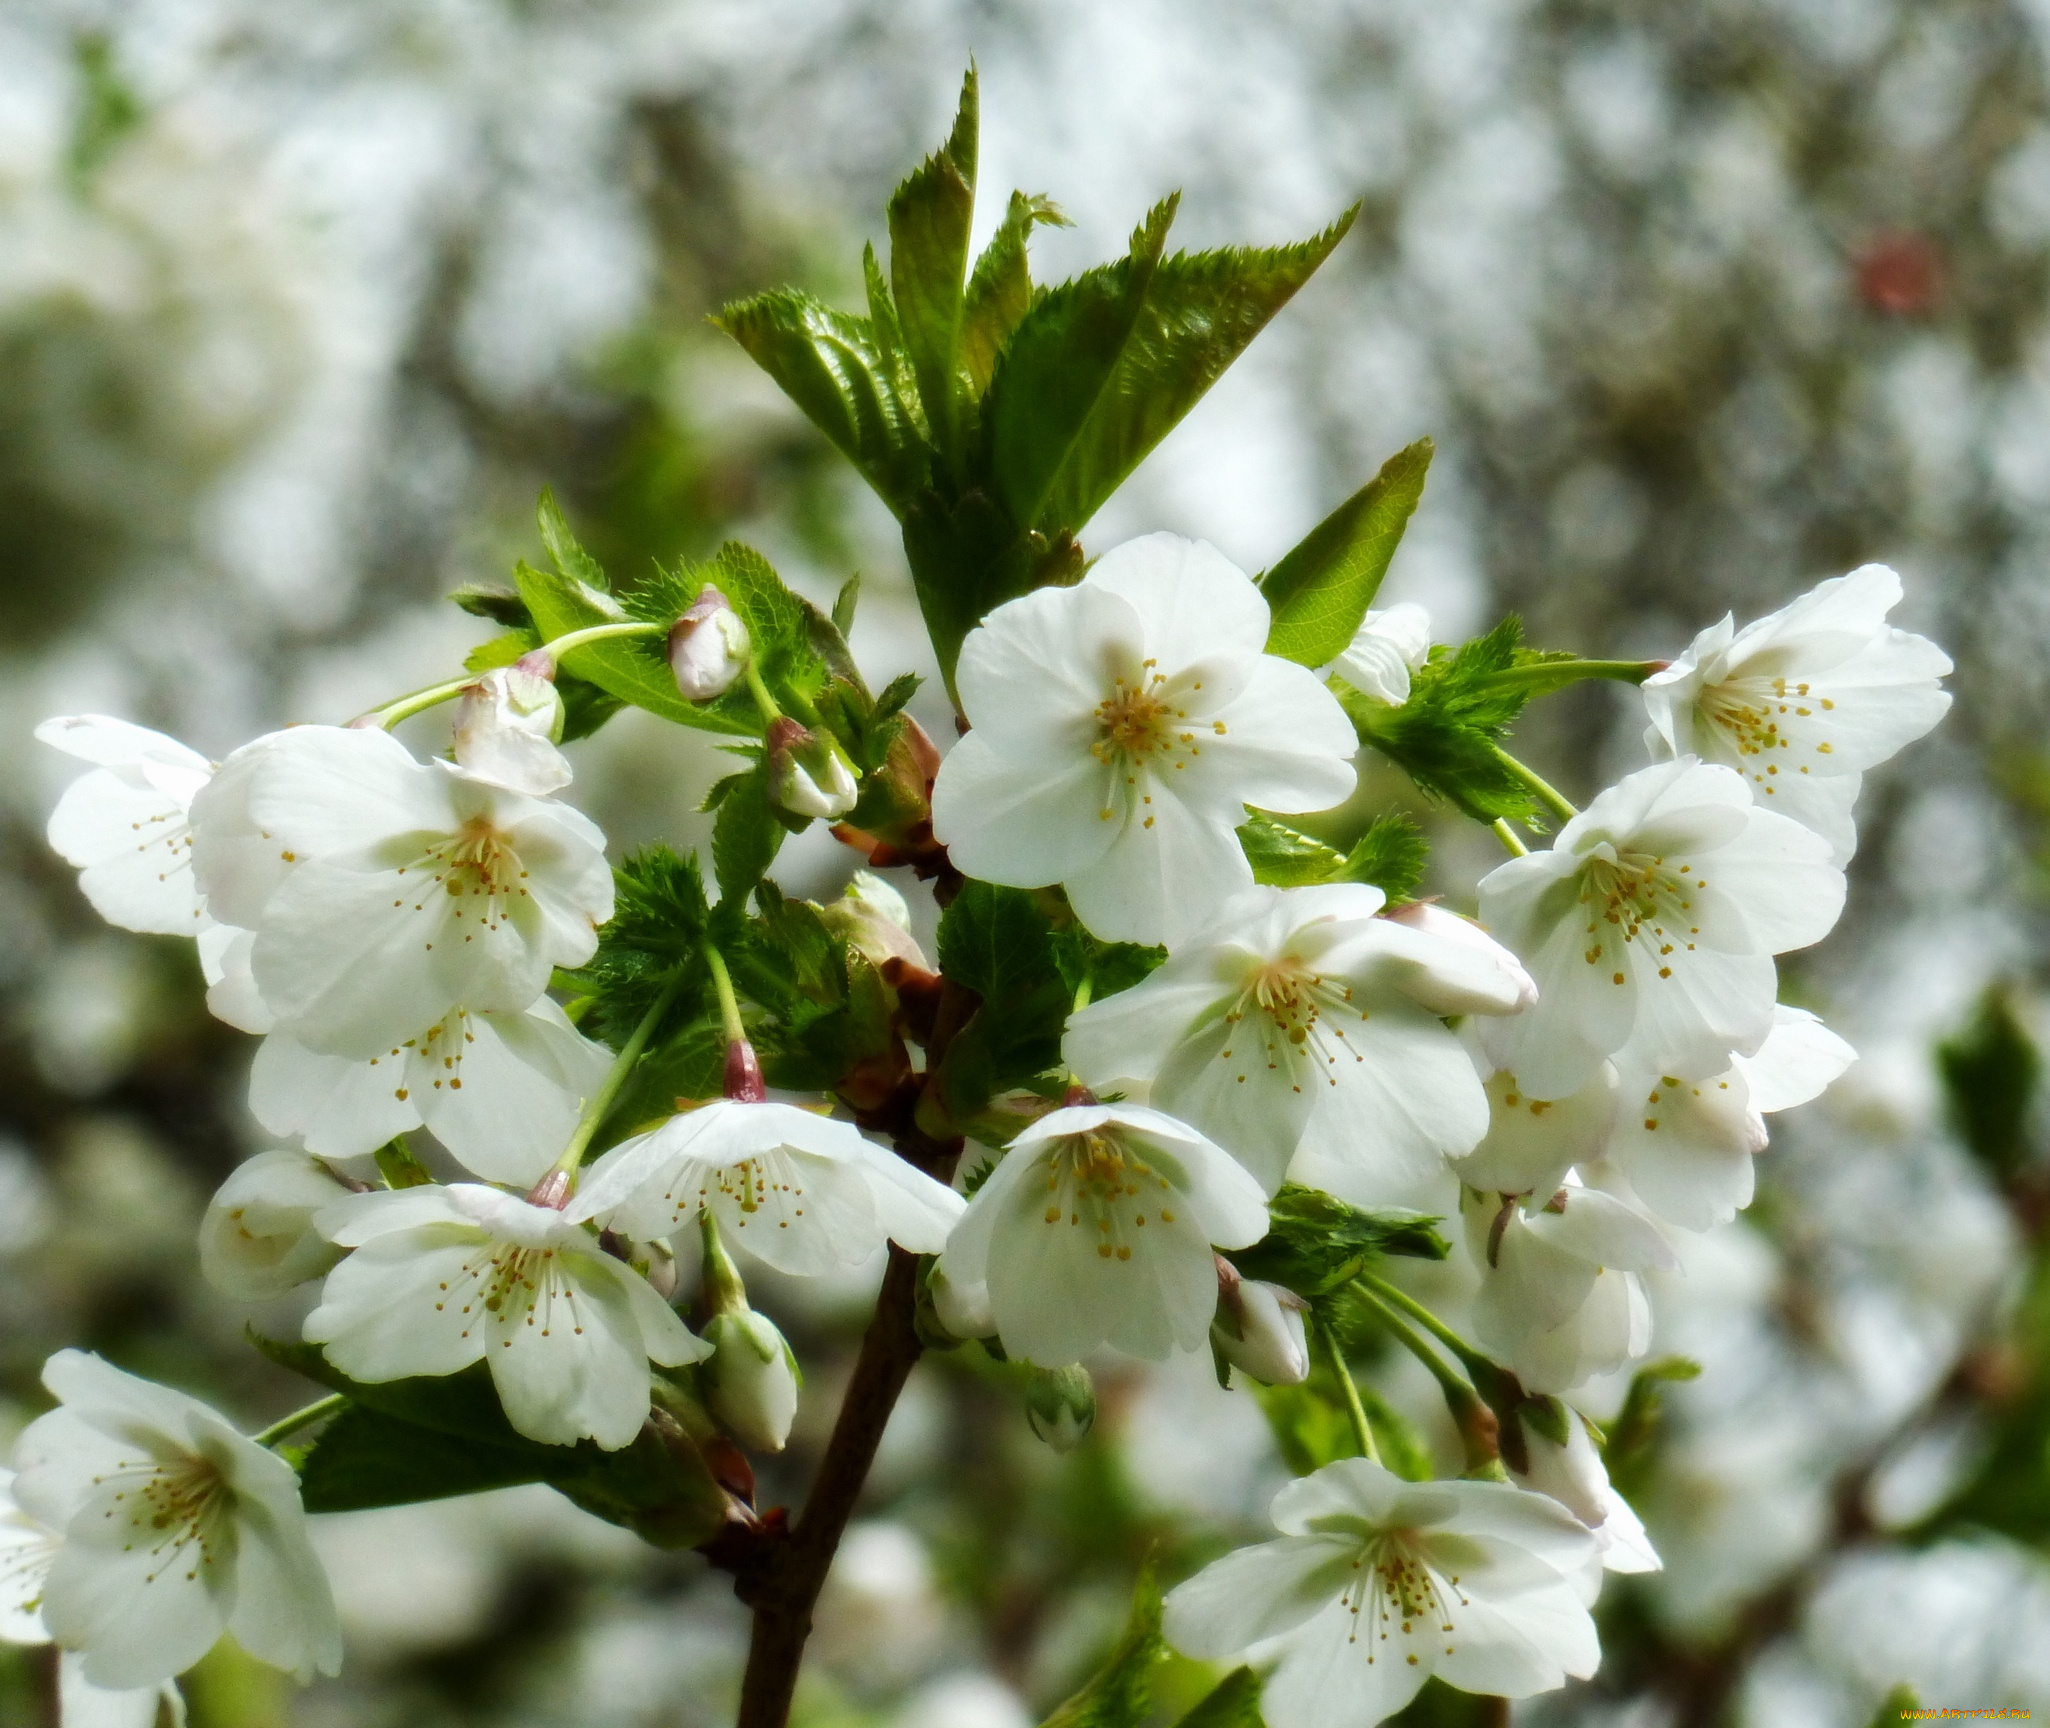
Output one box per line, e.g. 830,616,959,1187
936,1101,1268,1366
189,725,613,1056
1461,1180,1678,1392
1164,1458,1600,1727
1477,759,1844,1100
568,1099,964,1276
931,533,1357,945
198,1149,355,1299
10,1351,340,1689
36,716,215,936
451,659,571,796
307,1184,710,1450
1068,884,1532,1197
1333,603,1432,706
1642,564,1953,862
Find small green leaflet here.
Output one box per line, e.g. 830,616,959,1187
1225,1183,1448,1297
1260,438,1431,668
1036,1563,1163,1728
888,65,979,470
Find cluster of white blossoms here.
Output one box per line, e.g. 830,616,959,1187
27,517,1947,1726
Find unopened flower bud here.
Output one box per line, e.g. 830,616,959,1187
199,1151,354,1299
767,717,859,820
451,656,571,796
1333,602,1431,706
1212,1269,1311,1386
816,871,929,971
1022,1362,1096,1452
702,1308,802,1453
929,1260,994,1341
669,585,752,699
1384,900,1539,1013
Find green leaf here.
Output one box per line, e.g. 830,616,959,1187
962,190,1069,395
1051,924,1164,1005
1238,810,1345,886
1340,813,1428,903
983,197,1177,533
1937,983,2041,1179
537,488,611,594
1342,618,1544,822
627,541,830,730
1600,1354,1701,1500
1865,1685,1920,1728
566,846,715,1047
1034,208,1358,537
1172,1669,1262,1728
1038,1563,1164,1728
714,288,930,512
1261,437,1432,667
889,66,979,468
932,882,1070,1121
1225,1183,1448,1298
712,761,783,908
451,583,532,628
831,571,862,639
297,1404,550,1512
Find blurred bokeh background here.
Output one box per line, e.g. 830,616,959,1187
4,1,2049,1724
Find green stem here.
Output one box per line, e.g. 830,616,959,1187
1352,1284,1469,1397
706,946,748,1047
358,676,476,731
541,619,664,658
743,660,783,727
252,1393,348,1451
1356,1272,1494,1378
1476,659,1660,694
1316,1314,1380,1465
1489,818,1529,858
552,971,689,1180
1489,745,1579,825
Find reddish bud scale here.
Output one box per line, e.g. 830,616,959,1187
525,1168,573,1211
724,1038,768,1102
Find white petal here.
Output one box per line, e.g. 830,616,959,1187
57,1654,183,1728
1196,656,1358,815
46,769,207,936
221,1482,342,1681
1616,944,1778,1082
955,580,1145,756
855,1145,970,1253
484,1254,664,1450
196,926,273,1035
241,725,454,865
1606,1067,1761,1230
302,1229,492,1382
248,1032,417,1160
198,1151,352,1300
1693,807,1845,954
414,1001,610,1185
35,716,210,776
929,732,1119,888
1733,1005,1857,1114
1261,1598,1431,1728
1084,532,1272,669
1161,1531,1361,1657
1063,777,1254,946
1453,1066,1618,1198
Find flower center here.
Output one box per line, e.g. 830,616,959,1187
98,1455,230,1586
434,1241,589,1341
1341,1537,1469,1665
396,817,529,934
1213,960,1369,1094
1578,852,1699,984
369,1005,485,1103
1038,1131,1178,1261
650,1156,809,1235
1700,675,1836,796
1091,660,1222,778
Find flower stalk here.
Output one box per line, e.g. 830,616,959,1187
250,1392,350,1451
1315,1312,1380,1465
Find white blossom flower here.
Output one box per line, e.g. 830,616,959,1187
37,716,214,937
935,1103,1268,1366
1,1468,188,1728
930,533,1358,946
248,997,611,1185
1066,885,1532,1198
1452,1066,1620,1204
188,725,613,1057
1214,1271,1312,1385
1460,1180,1678,1394
198,1151,355,1300
9,1351,340,1689
1508,1407,1660,1576
668,585,752,700
1477,759,1844,1102
701,1309,801,1454
566,1100,964,1277
1642,565,1952,861
451,662,571,796
1164,1457,1600,1726
1606,1005,1857,1230
1333,603,1432,706
305,1184,709,1451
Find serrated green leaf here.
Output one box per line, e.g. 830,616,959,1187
297,1404,550,1512
983,197,1175,534
626,541,828,731
714,288,930,512
712,761,783,908
451,583,532,628
1340,813,1428,903
1038,1563,1164,1728
933,882,1069,1121
889,66,978,468
863,244,928,447
1172,1669,1262,1728
1034,209,1358,537
963,189,1069,395
1226,1184,1448,1297
565,846,716,1048
1342,618,1543,823
1238,810,1345,886
1262,437,1432,667
1051,924,1164,1004
537,488,611,594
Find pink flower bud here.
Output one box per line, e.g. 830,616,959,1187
724,1038,768,1102
669,586,752,699
766,716,859,820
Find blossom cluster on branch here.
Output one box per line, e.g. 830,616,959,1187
8,68,1954,1728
